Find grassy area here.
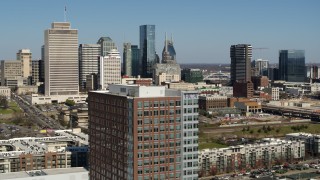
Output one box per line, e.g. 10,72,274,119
234,124,320,138
199,142,228,150
0,101,22,114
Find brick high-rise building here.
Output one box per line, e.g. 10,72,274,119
233,81,253,98
88,84,199,180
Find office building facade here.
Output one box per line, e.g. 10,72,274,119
31,60,40,85
0,60,23,86
88,85,199,180
252,59,269,76
97,37,117,56
230,44,252,85
131,45,140,77
17,49,32,78
279,50,305,82
140,25,156,78
79,44,101,90
123,42,132,76
181,68,203,83
44,22,79,96
99,49,121,90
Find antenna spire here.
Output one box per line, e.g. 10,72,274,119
64,6,67,22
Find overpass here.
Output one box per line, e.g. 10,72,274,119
262,104,320,121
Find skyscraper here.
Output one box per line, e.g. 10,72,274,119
88,84,199,180
153,34,181,85
44,22,79,96
230,44,252,85
99,49,121,90
97,37,117,56
31,60,40,85
131,45,140,77
17,49,32,78
279,50,305,82
123,42,132,76
140,25,156,78
252,59,269,76
79,44,101,91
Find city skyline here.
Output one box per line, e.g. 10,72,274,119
0,0,319,63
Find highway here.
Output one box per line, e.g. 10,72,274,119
12,94,65,130
262,104,320,120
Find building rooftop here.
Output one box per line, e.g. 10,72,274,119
0,129,88,158
0,167,88,180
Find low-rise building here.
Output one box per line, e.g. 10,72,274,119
0,129,88,174
263,87,280,101
31,94,87,105
16,86,38,95
199,94,228,111
121,76,153,86
0,87,11,99
286,133,320,157
199,138,305,176
234,101,262,116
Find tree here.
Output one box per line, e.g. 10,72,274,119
65,99,75,106
0,96,9,109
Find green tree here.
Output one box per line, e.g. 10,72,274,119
0,96,9,109
65,99,75,106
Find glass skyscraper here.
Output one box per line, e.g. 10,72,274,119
139,25,156,78
131,45,140,77
279,50,305,82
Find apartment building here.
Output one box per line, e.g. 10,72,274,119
199,138,305,175
88,84,199,180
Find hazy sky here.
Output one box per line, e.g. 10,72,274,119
0,0,319,63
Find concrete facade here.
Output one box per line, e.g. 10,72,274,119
44,22,79,96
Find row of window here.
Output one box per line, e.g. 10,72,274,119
137,151,181,158
137,133,181,141
137,125,180,133
138,100,181,108
137,142,181,149
137,117,181,125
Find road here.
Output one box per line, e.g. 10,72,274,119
11,94,65,130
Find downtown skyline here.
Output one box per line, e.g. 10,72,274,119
0,0,319,63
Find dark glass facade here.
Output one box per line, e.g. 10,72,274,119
139,25,155,78
131,45,140,77
279,50,305,82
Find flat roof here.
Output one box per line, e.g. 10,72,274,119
0,167,88,179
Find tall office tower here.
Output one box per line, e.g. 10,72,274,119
140,25,156,78
31,60,40,85
97,37,117,56
162,34,176,63
44,22,79,96
39,59,45,83
153,34,181,85
17,49,32,78
131,45,140,77
252,59,269,76
39,45,45,83
123,42,132,76
99,49,121,90
230,44,252,85
279,50,305,82
79,44,101,91
88,84,199,180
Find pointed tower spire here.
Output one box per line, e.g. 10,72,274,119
171,33,173,44
165,32,168,53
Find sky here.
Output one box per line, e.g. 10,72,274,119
0,0,319,64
